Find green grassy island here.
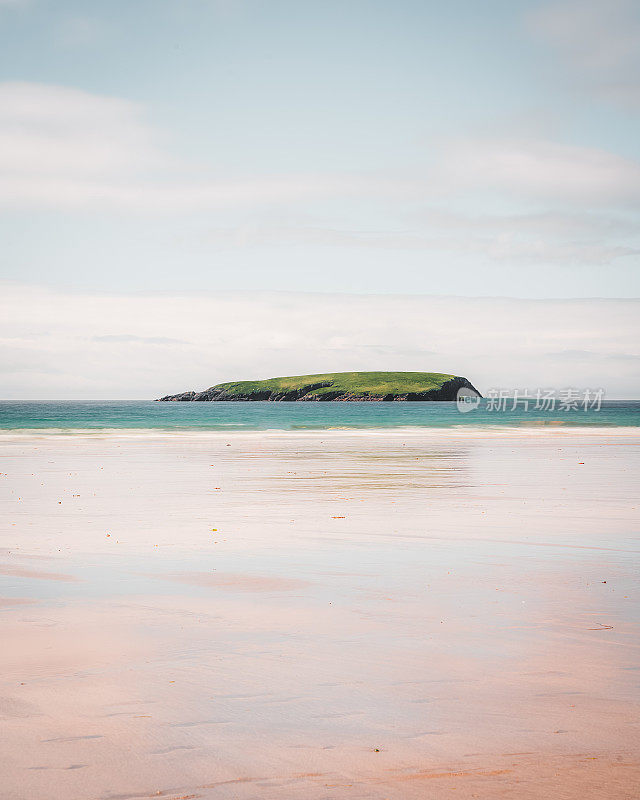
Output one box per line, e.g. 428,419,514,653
157,371,481,402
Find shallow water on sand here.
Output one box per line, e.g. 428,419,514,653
1,431,639,799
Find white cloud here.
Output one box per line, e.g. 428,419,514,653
528,0,640,107
205,219,638,266
0,82,161,177
55,17,103,47
435,138,640,207
0,82,366,211
2,82,639,220
0,284,638,399
0,82,637,279
93,334,188,345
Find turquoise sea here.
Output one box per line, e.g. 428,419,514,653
1,400,639,432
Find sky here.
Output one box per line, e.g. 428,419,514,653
0,0,639,397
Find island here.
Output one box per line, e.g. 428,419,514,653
157,371,481,402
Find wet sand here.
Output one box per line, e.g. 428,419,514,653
1,430,639,799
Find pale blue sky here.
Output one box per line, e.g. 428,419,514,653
1,0,639,297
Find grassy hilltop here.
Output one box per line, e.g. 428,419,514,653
158,371,481,402
216,371,457,398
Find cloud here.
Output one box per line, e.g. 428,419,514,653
2,81,639,220
202,201,640,269
0,82,162,177
435,138,640,207
205,219,639,267
528,0,640,107
0,284,638,399
0,82,637,278
93,334,188,345
55,17,103,47
546,349,639,361
0,82,367,212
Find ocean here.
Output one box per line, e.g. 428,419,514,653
1,399,639,432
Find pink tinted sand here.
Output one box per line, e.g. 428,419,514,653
0,429,639,799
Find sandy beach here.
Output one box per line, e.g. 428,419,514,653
1,429,639,799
